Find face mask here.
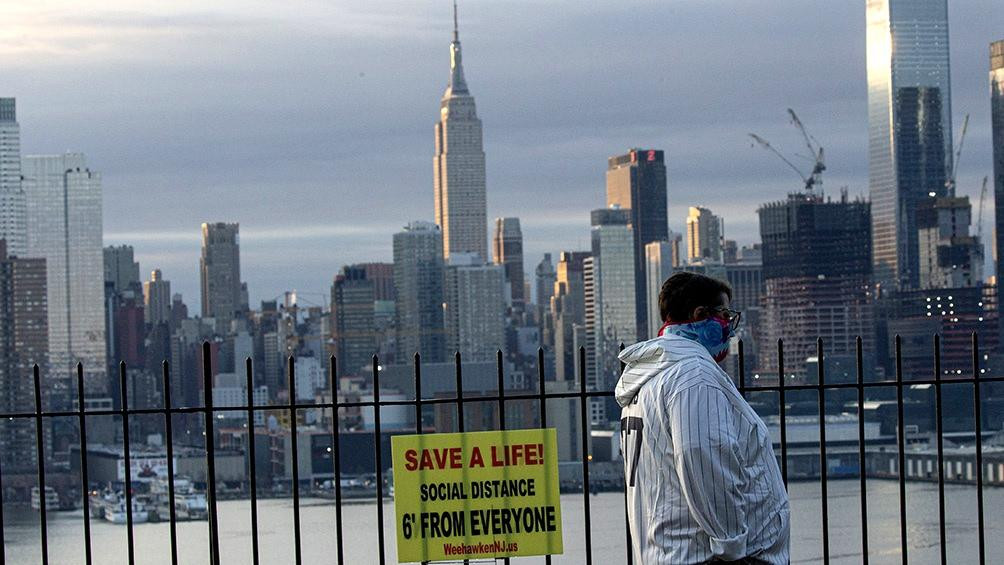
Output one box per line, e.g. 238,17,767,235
659,316,734,362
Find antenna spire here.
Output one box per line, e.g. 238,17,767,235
453,0,459,42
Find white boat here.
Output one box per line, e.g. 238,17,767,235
92,489,149,524
149,476,208,521
31,487,59,511
175,491,208,520
104,496,149,524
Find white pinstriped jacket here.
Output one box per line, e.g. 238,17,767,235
616,335,789,564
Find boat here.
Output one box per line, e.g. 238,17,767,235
173,478,208,520
31,487,59,511
149,476,208,521
103,496,149,524
89,488,148,524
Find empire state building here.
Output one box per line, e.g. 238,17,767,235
434,3,487,261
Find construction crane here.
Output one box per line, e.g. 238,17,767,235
787,108,826,190
749,108,825,192
945,114,970,197
977,175,989,242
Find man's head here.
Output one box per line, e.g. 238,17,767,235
658,271,733,324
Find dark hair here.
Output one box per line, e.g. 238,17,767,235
658,272,732,323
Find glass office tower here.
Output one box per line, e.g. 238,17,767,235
867,0,952,291
991,40,1004,342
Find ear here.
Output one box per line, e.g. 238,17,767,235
691,306,708,321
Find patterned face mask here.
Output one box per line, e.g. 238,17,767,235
659,316,734,362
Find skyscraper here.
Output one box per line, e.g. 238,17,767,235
331,266,376,377
606,149,667,340
358,263,396,302
534,253,556,311
0,99,25,257
104,245,141,294
644,240,677,338
433,4,487,261
992,40,1004,343
393,222,446,363
444,253,505,363
0,240,47,471
686,206,724,263
551,251,589,382
492,217,525,309
586,207,636,425
23,153,106,396
144,269,172,326
200,222,243,333
867,0,953,290
916,197,983,289
758,192,874,378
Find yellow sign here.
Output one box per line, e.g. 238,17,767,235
391,428,563,563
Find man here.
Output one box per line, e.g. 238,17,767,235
616,272,789,564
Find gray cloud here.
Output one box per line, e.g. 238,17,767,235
4,0,1000,310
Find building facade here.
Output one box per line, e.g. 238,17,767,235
916,197,983,289
103,245,140,294
867,0,953,290
887,286,997,379
144,269,172,326
357,263,395,303
644,240,676,338
331,266,376,378
586,208,636,424
534,253,556,313
433,7,488,261
0,99,25,257
200,222,243,333
758,192,874,378
492,217,525,310
606,149,667,340
23,153,106,397
0,240,47,471
686,206,724,264
551,251,589,382
393,222,446,363
992,40,1004,343
443,253,505,363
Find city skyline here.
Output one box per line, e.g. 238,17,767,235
2,1,1001,309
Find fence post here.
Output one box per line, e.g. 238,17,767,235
119,362,135,564
934,335,946,565
536,348,553,565
855,336,869,565
246,358,260,565
374,355,386,565
777,339,788,489
619,342,632,565
76,363,92,565
816,338,829,564
330,356,345,565
578,346,593,565
288,356,303,565
894,335,907,565
33,363,49,565
162,361,178,565
972,332,985,565
202,342,221,565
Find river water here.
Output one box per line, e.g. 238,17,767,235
3,480,1001,564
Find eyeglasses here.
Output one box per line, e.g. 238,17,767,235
710,306,742,333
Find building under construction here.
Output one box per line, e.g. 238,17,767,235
758,191,874,379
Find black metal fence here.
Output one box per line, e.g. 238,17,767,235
0,334,1000,564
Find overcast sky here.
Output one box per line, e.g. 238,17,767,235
3,0,1002,310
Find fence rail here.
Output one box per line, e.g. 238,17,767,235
0,333,1001,564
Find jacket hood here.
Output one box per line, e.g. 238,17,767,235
614,334,713,407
